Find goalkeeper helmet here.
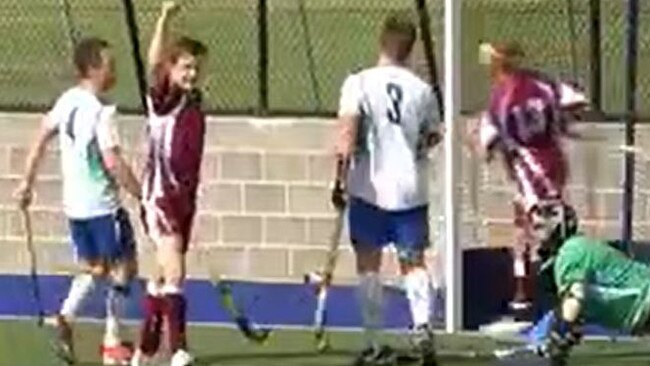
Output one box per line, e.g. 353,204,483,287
530,201,578,253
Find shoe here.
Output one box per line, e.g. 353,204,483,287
411,324,437,366
170,349,194,366
101,341,134,365
352,345,397,366
46,315,76,365
130,348,157,366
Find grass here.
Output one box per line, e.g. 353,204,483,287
2,319,650,366
2,0,650,116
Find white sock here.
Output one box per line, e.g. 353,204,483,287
60,273,98,320
404,267,433,327
514,257,526,278
161,283,182,296
357,272,383,350
104,285,128,346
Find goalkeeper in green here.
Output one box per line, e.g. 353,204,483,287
529,201,650,364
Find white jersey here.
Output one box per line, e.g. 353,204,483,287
45,86,121,219
338,65,440,210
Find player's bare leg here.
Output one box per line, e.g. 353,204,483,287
157,234,192,366
353,246,396,366
399,252,437,366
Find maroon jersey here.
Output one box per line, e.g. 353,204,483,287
479,70,585,211
142,70,206,249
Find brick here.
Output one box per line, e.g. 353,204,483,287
8,209,66,238
199,183,242,212
244,184,286,213
221,215,262,244
220,152,261,180
264,153,308,181
0,177,20,205
192,214,220,244
477,187,513,219
0,240,29,273
290,248,356,282
264,216,307,245
307,216,346,247
0,209,9,239
184,246,247,278
486,222,515,248
201,152,220,181
34,179,62,207
307,154,335,182
595,191,622,220
0,146,9,175
248,248,289,278
9,147,60,176
288,185,332,214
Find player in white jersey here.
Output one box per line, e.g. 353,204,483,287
334,14,442,366
14,38,142,365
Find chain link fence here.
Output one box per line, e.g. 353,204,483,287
0,0,647,117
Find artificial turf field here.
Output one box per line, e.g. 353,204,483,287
1,319,650,366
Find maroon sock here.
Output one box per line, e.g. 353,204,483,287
163,294,187,352
139,294,164,356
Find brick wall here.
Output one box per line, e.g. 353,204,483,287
0,113,649,284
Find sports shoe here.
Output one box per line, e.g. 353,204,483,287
130,348,159,366
101,341,134,365
352,345,397,366
170,349,194,366
46,315,76,365
411,324,437,366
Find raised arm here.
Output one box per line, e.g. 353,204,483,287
148,1,179,69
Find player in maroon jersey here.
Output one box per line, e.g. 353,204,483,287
131,2,207,366
470,42,588,316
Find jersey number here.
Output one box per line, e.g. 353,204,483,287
65,108,78,141
386,82,403,124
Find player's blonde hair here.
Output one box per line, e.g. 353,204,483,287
479,41,525,71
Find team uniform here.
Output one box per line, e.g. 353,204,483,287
479,70,586,260
552,235,650,333
339,65,438,257
136,66,205,361
141,68,205,252
46,86,135,265
46,86,135,365
338,64,440,366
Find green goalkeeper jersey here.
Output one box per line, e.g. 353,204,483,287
553,234,650,332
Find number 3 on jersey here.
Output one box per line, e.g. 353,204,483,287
386,82,403,124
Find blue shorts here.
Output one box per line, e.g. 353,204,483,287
348,197,429,256
69,208,136,264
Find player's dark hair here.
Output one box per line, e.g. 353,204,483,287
380,13,417,62
165,36,208,64
73,37,111,78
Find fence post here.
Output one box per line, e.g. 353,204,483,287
621,0,639,251
589,0,602,112
258,0,269,115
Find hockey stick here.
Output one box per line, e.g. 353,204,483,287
304,207,345,353
20,206,75,365
303,157,348,353
209,274,273,344
20,206,45,327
